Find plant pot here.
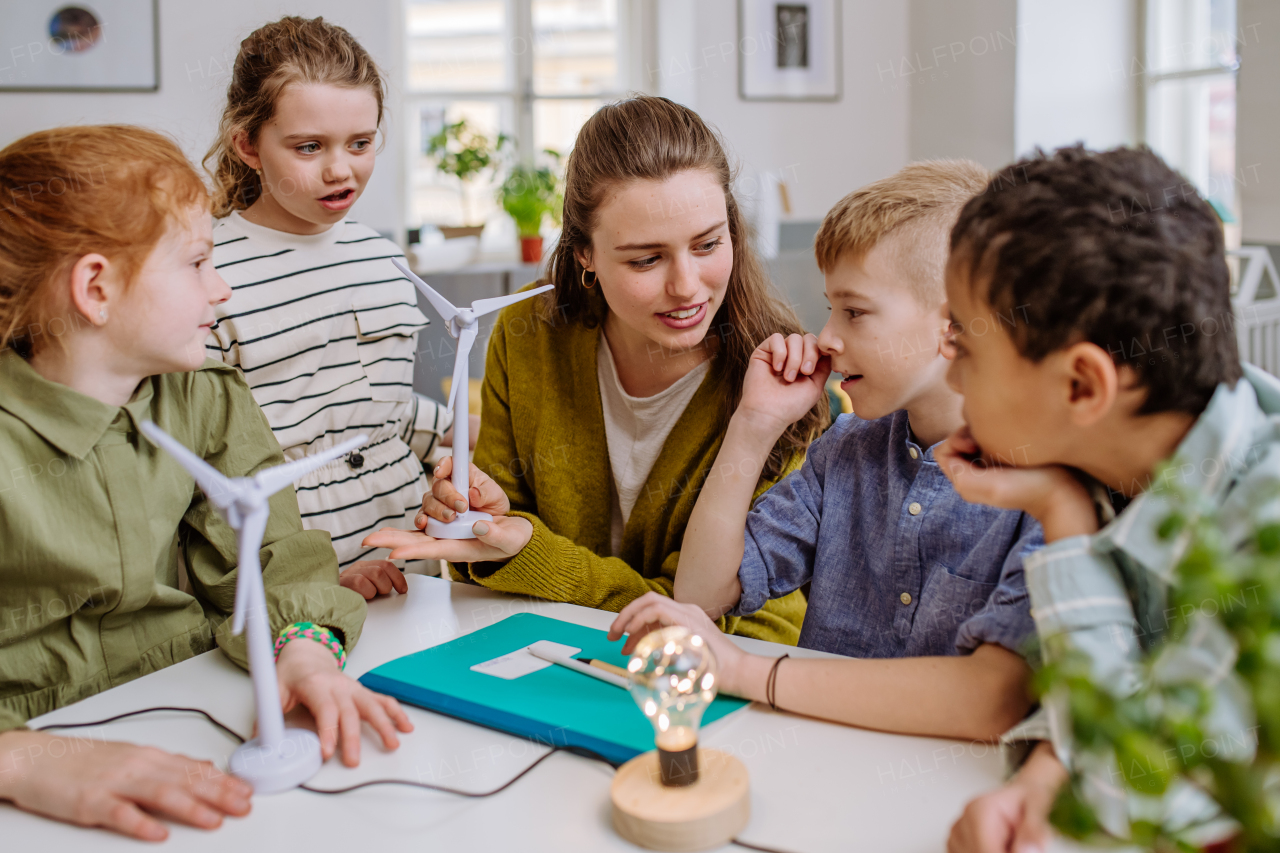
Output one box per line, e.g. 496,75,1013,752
439,225,485,240
520,236,544,264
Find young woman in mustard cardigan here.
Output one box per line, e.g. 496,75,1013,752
366,96,826,643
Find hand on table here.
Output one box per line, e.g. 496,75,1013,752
0,730,252,841
275,638,413,767
947,742,1064,853
736,333,831,440
607,593,748,693
339,560,408,600
935,426,1098,543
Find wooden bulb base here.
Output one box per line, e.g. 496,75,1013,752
611,749,750,851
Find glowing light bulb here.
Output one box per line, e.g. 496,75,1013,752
626,625,718,787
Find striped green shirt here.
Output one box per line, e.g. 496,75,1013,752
0,353,367,732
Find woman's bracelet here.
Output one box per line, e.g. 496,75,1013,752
274,621,346,670
766,654,789,711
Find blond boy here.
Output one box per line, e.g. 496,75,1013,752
650,161,1044,740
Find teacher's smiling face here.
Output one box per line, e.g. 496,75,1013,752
578,169,733,360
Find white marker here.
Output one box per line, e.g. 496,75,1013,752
527,640,628,689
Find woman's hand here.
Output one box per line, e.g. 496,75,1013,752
935,426,1098,543
420,455,510,524
339,560,408,600
607,592,748,694
735,333,831,441
0,730,252,841
275,638,414,767
362,516,533,564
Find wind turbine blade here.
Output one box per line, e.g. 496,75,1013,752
471,284,555,318
446,325,477,413
392,259,460,329
140,421,237,510
252,434,369,498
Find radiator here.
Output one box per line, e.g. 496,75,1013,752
1231,247,1280,377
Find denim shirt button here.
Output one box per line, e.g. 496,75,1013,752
908,446,919,460
908,501,922,516
900,592,912,605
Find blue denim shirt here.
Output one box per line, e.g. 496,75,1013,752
732,411,1042,658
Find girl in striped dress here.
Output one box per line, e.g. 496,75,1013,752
203,17,456,595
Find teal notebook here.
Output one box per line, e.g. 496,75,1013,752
359,612,749,764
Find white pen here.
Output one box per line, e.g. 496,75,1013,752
527,641,629,689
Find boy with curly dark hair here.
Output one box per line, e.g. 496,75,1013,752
939,145,1263,852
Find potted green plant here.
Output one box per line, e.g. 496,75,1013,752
425,118,508,238
498,150,562,263
1040,474,1280,852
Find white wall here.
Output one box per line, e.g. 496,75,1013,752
652,0,911,223
0,1,405,242
1014,0,1140,157
907,0,1019,169
1238,0,1280,244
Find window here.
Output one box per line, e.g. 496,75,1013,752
404,0,638,246
1143,0,1239,232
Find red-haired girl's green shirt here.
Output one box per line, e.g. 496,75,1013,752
0,353,367,733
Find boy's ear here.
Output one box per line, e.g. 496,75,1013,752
1062,342,1119,427
935,300,956,360
230,130,263,172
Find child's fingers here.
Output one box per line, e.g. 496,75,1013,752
621,621,665,654
800,333,821,375
354,692,402,751
781,333,806,381
338,698,363,767
609,591,664,639
128,779,226,830
389,565,409,594
380,694,414,732
185,762,253,815
340,572,377,600
758,333,787,372
87,792,170,841
310,697,340,760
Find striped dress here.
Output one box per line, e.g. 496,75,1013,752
206,211,451,572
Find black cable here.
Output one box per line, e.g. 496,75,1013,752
299,745,617,797
34,706,807,852
32,706,619,800
34,705,248,745
731,840,801,853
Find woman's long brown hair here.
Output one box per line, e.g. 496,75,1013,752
540,95,828,478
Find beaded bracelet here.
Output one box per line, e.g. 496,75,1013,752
273,621,346,670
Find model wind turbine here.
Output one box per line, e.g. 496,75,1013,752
140,421,368,794
393,258,553,539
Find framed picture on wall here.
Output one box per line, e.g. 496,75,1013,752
0,0,159,92
738,0,841,101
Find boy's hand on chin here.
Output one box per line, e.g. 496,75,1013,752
736,333,831,440
275,638,413,767
936,427,1098,543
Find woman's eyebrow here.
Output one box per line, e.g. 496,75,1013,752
614,220,727,252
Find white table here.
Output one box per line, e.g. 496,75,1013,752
2,576,1080,852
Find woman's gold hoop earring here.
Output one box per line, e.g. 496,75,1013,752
581,269,596,289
